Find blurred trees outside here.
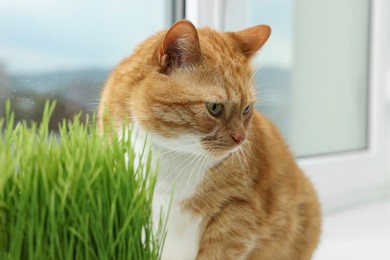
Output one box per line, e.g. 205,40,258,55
0,64,109,131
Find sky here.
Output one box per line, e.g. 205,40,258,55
0,0,167,74
0,0,292,75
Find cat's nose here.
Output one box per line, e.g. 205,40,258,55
231,132,246,145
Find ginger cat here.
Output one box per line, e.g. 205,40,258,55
98,20,321,260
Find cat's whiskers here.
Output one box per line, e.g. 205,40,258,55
171,151,205,196
157,148,203,173
255,89,287,102
196,148,216,198
157,143,200,158
235,148,246,185
256,98,284,107
159,152,197,170
157,150,202,187
161,151,197,183
254,88,284,96
196,154,209,197
183,152,207,192
250,63,264,83
236,145,250,188
230,148,235,168
242,143,253,169
192,151,211,189
245,63,263,95
244,138,254,157
170,153,195,193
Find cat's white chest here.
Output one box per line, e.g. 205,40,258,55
153,152,213,260
130,123,216,260
154,193,202,260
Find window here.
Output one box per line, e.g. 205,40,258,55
1,0,387,212
0,0,170,128
186,0,389,212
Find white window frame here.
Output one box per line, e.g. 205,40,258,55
185,0,389,213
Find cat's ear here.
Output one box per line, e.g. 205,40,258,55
229,25,271,59
159,20,201,74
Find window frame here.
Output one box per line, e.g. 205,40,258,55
185,0,389,213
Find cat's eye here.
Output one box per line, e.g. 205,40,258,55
243,104,251,114
206,102,223,116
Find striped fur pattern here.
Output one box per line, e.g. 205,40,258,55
98,20,321,260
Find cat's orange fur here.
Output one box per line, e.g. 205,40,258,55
98,20,321,260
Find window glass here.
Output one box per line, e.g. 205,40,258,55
224,0,370,157
0,0,167,128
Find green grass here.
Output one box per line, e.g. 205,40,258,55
0,100,162,260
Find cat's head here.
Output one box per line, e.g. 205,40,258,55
132,20,270,159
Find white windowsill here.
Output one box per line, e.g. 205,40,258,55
314,199,390,260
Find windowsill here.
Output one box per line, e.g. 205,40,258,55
314,199,390,260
